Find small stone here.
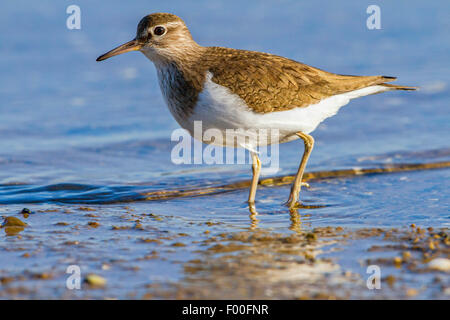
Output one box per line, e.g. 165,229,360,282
63,241,79,245
84,274,106,287
0,277,14,285
394,257,402,266
32,272,52,280
305,233,317,241
20,208,32,215
428,241,436,250
85,213,98,218
142,293,152,299
77,207,96,211
2,216,27,227
171,242,186,247
385,275,396,287
101,264,111,270
135,224,144,230
111,225,129,230
406,288,418,297
402,251,411,261
427,258,450,272
87,221,100,228
139,238,161,244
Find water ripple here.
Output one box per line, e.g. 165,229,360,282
1,160,448,205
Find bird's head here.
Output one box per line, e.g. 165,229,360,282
96,13,199,64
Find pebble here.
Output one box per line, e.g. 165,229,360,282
20,208,32,215
428,241,436,250
406,288,418,297
2,216,27,227
402,251,411,261
84,274,106,287
87,221,100,228
393,257,402,266
427,258,450,272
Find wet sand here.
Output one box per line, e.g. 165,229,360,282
1,168,449,299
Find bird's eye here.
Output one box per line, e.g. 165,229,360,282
153,26,166,36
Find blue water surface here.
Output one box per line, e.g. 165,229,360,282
0,0,448,299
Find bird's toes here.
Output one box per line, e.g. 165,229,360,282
284,199,300,209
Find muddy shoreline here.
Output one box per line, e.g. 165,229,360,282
1,206,448,299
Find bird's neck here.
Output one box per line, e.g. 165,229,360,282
145,44,207,123
142,42,207,87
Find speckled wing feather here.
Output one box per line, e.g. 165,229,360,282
202,47,406,113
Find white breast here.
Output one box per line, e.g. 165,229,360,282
184,72,390,149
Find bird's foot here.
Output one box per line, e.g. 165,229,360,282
285,181,309,207
284,196,301,209
285,200,302,209
248,201,258,214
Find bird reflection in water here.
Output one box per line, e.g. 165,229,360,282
248,203,327,232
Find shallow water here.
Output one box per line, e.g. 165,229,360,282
0,1,449,299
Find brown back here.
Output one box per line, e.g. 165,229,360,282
198,47,402,113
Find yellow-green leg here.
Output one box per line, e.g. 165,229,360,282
287,132,314,208
248,152,261,205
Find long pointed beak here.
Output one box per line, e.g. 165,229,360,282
96,39,142,62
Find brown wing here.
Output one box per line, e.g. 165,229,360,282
202,47,401,113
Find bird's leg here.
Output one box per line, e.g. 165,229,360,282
286,132,314,208
248,152,261,205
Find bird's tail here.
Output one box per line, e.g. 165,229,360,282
378,76,417,90
380,83,418,91
331,74,418,92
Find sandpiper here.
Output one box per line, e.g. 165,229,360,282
97,13,415,208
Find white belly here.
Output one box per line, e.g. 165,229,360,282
169,72,389,150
